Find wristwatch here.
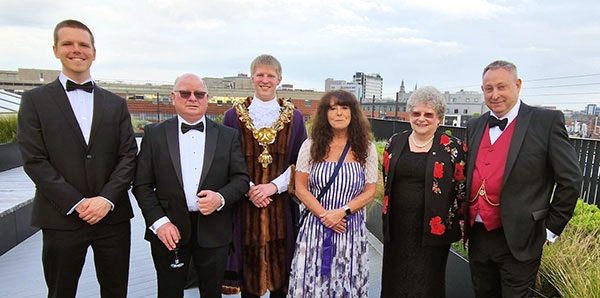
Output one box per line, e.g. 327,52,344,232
342,205,352,216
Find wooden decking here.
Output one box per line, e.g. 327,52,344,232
0,168,383,297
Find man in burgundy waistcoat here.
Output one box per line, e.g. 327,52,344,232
464,60,581,298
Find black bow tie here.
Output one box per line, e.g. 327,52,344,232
181,122,204,134
66,80,93,93
488,116,508,131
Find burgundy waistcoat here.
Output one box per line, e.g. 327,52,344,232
469,119,517,230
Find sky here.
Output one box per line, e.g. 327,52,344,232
1,0,599,111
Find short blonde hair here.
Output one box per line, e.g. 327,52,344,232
250,54,282,77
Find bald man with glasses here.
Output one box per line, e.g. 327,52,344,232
133,73,249,298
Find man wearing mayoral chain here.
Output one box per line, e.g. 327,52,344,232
223,54,307,297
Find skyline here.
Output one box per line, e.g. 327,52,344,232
1,0,599,110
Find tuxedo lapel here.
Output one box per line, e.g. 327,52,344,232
198,119,218,190
86,86,105,149
466,113,489,183
49,80,87,148
165,117,183,188
502,103,532,185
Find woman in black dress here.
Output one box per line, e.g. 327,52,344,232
380,86,467,298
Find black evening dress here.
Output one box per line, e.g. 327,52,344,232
381,142,451,298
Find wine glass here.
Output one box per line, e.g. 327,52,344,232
170,243,184,269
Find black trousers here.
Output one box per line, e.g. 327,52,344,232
41,220,131,298
468,223,542,298
150,212,229,298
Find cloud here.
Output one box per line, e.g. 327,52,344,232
0,0,598,110
320,24,461,52
398,0,512,19
523,46,553,53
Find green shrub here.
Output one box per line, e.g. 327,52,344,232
374,142,386,203
212,114,223,124
131,117,151,133
451,240,468,258
537,200,600,297
0,114,18,144
305,118,312,137
569,200,600,234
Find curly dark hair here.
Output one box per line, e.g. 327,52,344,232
310,90,372,165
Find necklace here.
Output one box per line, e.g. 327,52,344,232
234,97,295,168
410,133,435,148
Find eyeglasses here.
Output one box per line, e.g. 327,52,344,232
174,90,207,99
410,112,436,119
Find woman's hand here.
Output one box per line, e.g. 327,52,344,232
331,218,347,234
319,208,346,229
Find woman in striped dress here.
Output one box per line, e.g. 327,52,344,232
288,90,378,298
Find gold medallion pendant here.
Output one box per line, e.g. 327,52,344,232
234,98,295,168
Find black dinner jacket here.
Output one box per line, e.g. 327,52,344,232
132,116,249,248
17,79,138,230
465,102,581,262
383,130,467,246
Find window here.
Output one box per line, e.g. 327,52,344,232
466,98,470,102
454,109,459,114
464,109,468,114
305,100,312,106
474,98,479,102
452,98,457,103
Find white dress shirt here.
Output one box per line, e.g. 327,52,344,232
150,116,224,233
477,100,557,242
59,73,94,144
178,116,206,212
488,100,521,145
59,73,115,215
248,95,291,193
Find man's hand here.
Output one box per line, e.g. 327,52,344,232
319,208,346,229
197,190,222,215
248,183,277,208
77,197,112,225
156,222,181,251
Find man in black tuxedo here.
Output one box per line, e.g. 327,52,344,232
465,60,581,297
133,73,249,298
17,20,137,298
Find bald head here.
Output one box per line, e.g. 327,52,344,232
173,73,207,92
171,73,209,123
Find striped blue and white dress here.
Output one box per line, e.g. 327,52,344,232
288,139,379,298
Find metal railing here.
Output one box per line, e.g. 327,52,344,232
369,118,600,207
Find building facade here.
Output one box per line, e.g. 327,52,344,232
586,104,597,115
1,68,323,123
353,72,383,103
324,78,362,100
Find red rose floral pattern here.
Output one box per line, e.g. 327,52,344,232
429,216,446,235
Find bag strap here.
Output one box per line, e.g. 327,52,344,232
316,142,351,201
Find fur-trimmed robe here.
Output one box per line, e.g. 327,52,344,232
223,97,307,296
